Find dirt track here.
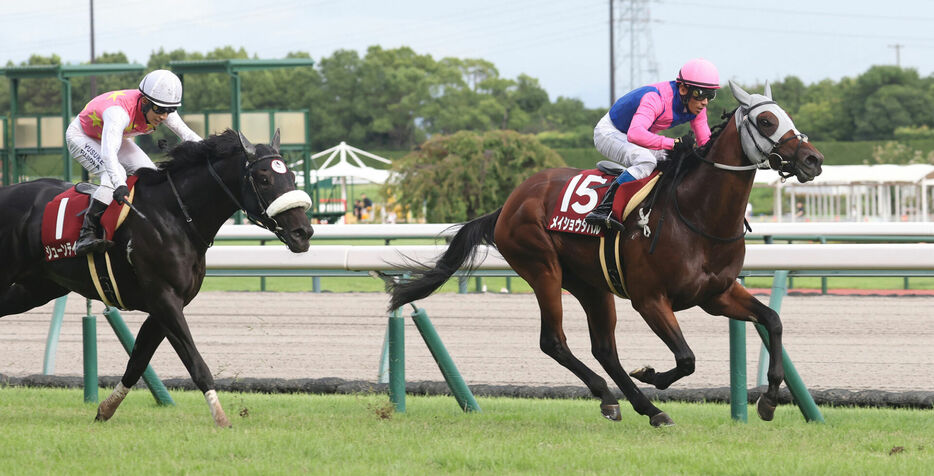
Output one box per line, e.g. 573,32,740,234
2,292,933,393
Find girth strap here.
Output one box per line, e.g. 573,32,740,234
87,251,126,310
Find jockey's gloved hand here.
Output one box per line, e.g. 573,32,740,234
679,132,695,149
113,185,130,205
672,133,696,156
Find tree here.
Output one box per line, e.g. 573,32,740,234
514,74,549,114
795,100,847,141
17,54,62,114
385,130,565,222
855,84,933,139
769,76,807,115
842,65,921,140
358,46,437,147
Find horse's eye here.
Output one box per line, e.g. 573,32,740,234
260,175,270,185
758,117,771,127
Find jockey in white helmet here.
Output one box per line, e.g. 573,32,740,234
65,69,202,255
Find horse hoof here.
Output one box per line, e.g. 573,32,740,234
629,366,656,384
649,412,675,427
756,395,776,421
215,415,232,428
600,404,621,421
94,408,110,422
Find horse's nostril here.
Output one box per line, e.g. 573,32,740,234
292,227,311,241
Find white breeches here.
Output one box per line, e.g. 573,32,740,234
593,113,667,180
66,118,156,204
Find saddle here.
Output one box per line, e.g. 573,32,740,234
40,176,139,261
546,166,662,299
40,177,141,309
547,167,660,238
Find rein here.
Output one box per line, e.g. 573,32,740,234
205,153,288,236
166,152,290,249
663,112,759,243
167,171,213,249
670,168,750,243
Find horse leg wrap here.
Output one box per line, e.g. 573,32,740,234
204,390,231,428
95,382,130,422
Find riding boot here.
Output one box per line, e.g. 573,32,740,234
74,199,113,256
586,169,638,231
584,181,625,231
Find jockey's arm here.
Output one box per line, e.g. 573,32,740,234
690,110,712,147
626,94,676,151
100,106,133,188
162,112,203,142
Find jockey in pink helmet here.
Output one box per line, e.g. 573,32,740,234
586,58,720,231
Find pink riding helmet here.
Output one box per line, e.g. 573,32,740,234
677,58,720,89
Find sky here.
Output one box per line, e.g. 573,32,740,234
3,0,933,109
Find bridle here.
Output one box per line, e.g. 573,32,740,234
206,151,284,232
662,82,811,243
168,134,311,248
736,100,809,181
669,101,805,243
693,102,807,181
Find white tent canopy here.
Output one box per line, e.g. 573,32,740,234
294,142,400,221
311,158,391,184
295,141,397,185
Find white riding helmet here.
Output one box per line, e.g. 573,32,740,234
139,69,183,107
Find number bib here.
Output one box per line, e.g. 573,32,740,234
547,170,660,237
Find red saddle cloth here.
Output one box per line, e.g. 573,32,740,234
41,176,138,261
547,169,660,237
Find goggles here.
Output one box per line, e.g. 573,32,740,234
688,87,717,101
150,103,177,115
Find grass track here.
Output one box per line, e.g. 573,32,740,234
1,388,931,474
199,274,934,294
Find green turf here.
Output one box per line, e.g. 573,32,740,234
0,388,931,474
201,273,933,294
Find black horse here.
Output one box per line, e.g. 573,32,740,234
0,129,313,427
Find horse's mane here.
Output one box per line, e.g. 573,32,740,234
135,129,244,185
656,108,738,185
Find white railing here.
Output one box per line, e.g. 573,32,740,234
205,243,934,272
217,222,934,242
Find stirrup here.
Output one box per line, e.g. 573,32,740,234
603,216,625,232
585,211,625,232
584,211,608,226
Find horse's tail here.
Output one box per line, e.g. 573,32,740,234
387,208,502,312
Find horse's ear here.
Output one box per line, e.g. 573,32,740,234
763,81,772,100
272,128,281,153
729,80,752,106
237,130,256,157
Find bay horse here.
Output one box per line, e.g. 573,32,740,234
0,129,313,427
389,81,824,426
